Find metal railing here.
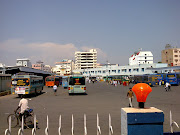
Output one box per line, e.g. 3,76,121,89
5,112,179,135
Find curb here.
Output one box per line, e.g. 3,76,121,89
0,90,11,97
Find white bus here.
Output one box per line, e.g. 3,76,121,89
68,75,86,95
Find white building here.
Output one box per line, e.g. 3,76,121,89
129,50,153,65
73,63,168,77
16,58,32,68
52,59,74,76
75,49,97,69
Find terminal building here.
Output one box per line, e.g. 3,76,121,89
73,49,168,77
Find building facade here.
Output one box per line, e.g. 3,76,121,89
161,45,180,67
129,50,153,65
32,60,45,70
16,58,32,68
75,49,97,69
73,63,168,77
52,59,74,76
32,61,52,72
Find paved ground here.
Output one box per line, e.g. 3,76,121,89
0,82,180,135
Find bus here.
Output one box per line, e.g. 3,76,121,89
68,75,86,95
134,75,148,84
62,76,68,89
147,74,158,86
163,73,180,85
155,74,165,85
11,74,44,97
45,76,61,87
133,75,158,86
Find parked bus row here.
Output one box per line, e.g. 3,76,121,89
45,75,86,95
133,73,180,86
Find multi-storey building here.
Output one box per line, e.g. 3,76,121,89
32,61,52,72
32,60,45,70
129,50,153,65
161,45,180,66
75,49,97,69
52,59,74,75
16,58,32,68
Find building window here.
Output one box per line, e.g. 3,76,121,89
122,69,127,72
142,68,144,72
118,70,120,73
103,70,105,73
129,69,131,72
145,57,147,59
112,70,116,73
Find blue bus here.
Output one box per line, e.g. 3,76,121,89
147,74,158,86
163,73,180,85
134,75,158,86
62,76,68,89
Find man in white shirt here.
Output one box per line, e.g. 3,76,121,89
15,95,29,123
53,84,57,96
165,82,171,91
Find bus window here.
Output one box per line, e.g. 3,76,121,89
12,79,29,86
167,74,175,78
69,77,85,85
46,77,54,81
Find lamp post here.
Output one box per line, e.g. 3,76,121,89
132,83,152,108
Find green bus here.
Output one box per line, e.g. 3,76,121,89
68,75,86,95
11,74,44,97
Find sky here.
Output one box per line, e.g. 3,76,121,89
0,0,180,66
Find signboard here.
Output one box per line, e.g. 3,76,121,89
75,78,81,85
15,87,25,94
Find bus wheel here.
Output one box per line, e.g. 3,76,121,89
18,94,22,98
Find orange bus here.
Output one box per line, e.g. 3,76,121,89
45,76,60,87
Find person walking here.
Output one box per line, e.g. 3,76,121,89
127,88,134,107
165,82,171,91
53,84,57,96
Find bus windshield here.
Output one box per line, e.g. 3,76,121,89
69,77,85,85
46,77,54,81
12,79,29,86
167,75,175,78
62,78,68,81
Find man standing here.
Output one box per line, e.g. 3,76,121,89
127,88,134,107
53,84,57,96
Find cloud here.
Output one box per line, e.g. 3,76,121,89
0,39,107,66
